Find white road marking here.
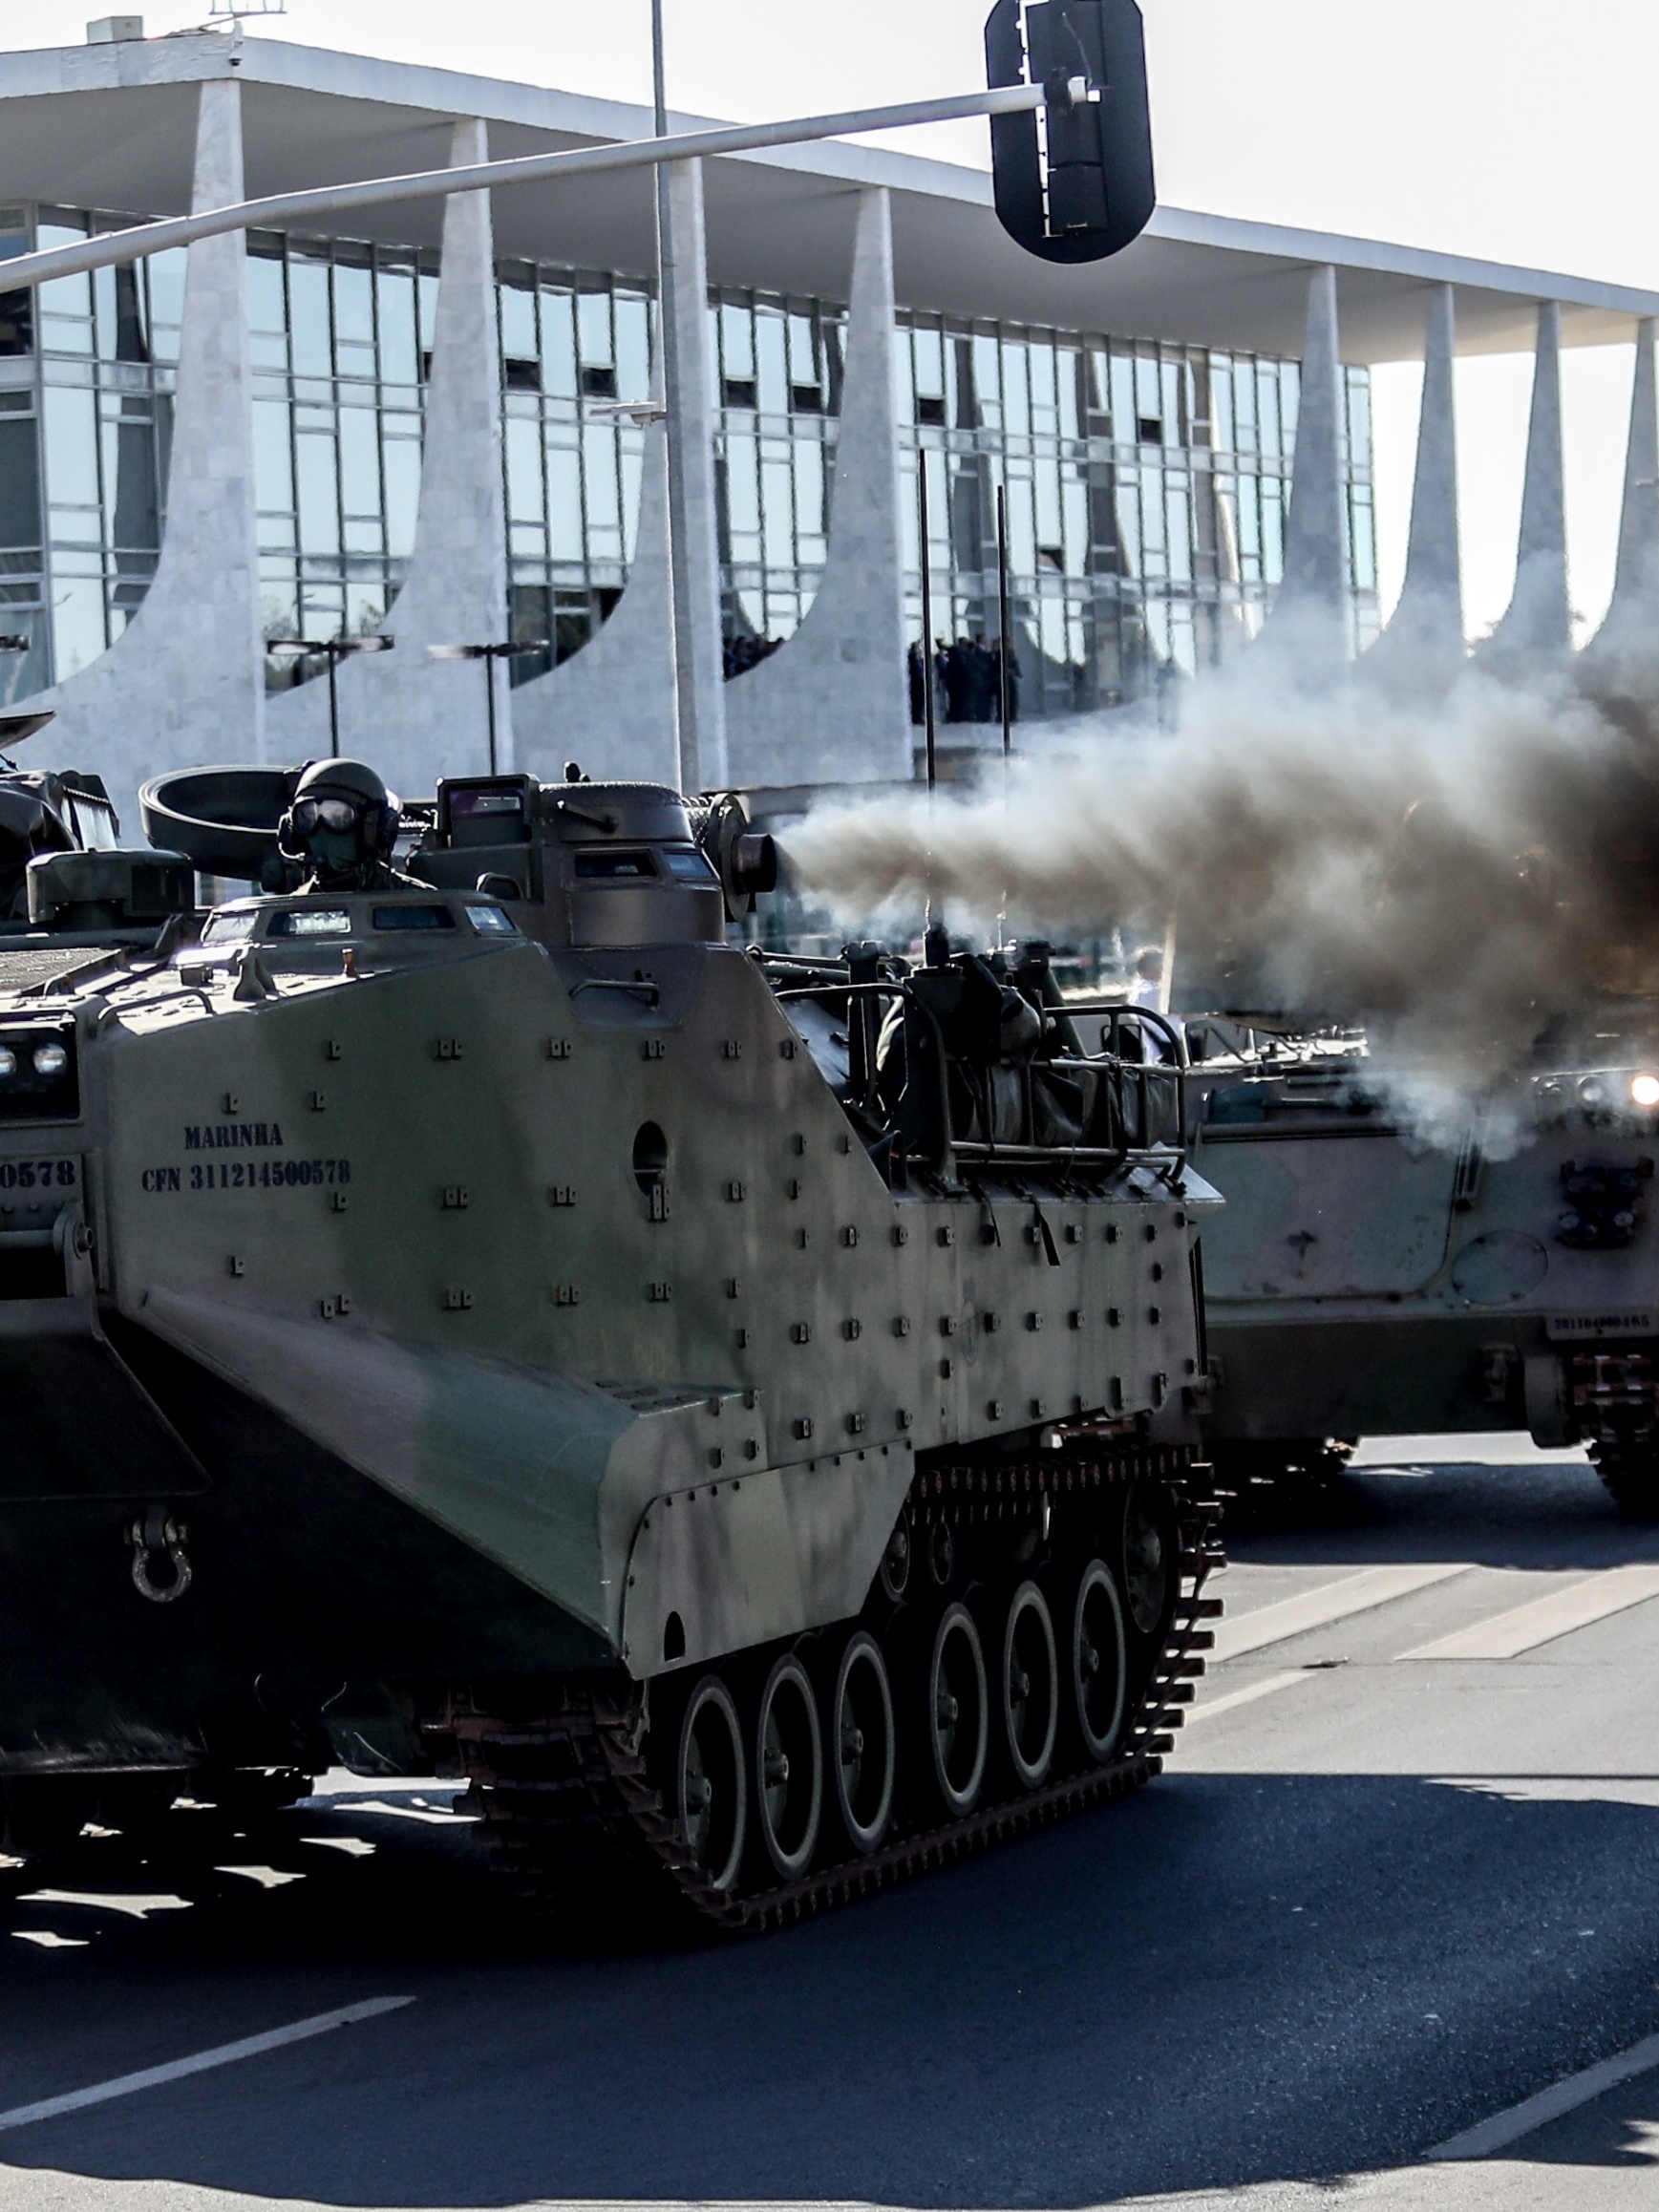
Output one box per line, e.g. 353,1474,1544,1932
1209,1563,1472,1662
214,1865,306,1889
16,1890,191,1922
1183,1670,1308,1724
0,1994,415,2135
1428,2029,1659,2159
1400,1563,1659,1660
341,1797,473,1826
1351,1431,1588,1467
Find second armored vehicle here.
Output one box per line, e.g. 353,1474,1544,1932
1184,1010,1659,1517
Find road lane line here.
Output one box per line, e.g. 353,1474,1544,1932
0,1995,415,2134
16,1890,190,1921
1183,1670,1308,1724
1209,1563,1472,1662
1400,1563,1659,1660
1428,2030,1659,2159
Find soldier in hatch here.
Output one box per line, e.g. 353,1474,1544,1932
275,758,414,894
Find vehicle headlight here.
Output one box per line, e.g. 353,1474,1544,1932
1631,1072,1659,1109
0,1048,14,1081
32,1042,68,1082
1579,1075,1608,1107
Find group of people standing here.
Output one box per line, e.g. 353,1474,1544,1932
908,634,1021,728
722,632,784,682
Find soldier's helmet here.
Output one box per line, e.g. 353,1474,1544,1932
277,756,400,872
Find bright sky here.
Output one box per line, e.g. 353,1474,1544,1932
22,0,1659,640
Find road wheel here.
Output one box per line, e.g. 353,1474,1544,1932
754,1653,822,1882
674,1674,746,1892
927,1601,988,1818
1000,1580,1058,1789
925,1517,956,1591
1123,1480,1178,1638
879,1511,913,1602
831,1629,895,1855
1070,1558,1128,1762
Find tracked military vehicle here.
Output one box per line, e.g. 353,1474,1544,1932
0,756,194,1327
0,760,1223,1926
0,757,191,946
1184,1010,1659,1518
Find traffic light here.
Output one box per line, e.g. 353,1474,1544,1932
986,0,1156,265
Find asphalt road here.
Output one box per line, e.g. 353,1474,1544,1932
1,1440,1658,2211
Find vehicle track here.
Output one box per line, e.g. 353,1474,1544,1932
428,1444,1223,1934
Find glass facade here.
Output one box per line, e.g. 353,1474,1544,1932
494,260,653,680
899,320,1377,725
712,289,843,651
245,230,431,685
0,203,1378,732
0,205,181,709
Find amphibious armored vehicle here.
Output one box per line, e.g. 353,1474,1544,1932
0,764,1223,1925
0,757,191,948
1184,1010,1659,1518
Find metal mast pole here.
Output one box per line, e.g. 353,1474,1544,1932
996,479,1010,949
996,481,1011,765
919,451,937,798
918,448,938,942
651,0,701,791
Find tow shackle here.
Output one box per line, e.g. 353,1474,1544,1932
129,1503,192,1606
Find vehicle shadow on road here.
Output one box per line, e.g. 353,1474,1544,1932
1506,2064,1659,2170
1503,2061,1659,2167
1221,1457,1659,1573
0,1762,1657,2208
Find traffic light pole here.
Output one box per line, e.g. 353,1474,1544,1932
0,12,1152,798
0,83,1053,297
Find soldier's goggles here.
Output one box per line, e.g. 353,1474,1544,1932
289,797,363,835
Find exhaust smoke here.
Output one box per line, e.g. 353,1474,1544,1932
783,656,1659,1138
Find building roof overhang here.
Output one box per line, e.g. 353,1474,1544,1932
0,31,1652,363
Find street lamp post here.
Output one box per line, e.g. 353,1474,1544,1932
649,0,700,790
427,641,551,776
266,634,394,757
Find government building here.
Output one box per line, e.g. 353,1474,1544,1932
0,20,1655,821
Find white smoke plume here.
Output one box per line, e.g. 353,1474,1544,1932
782,655,1659,1112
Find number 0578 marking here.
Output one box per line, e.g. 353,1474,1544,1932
0,1158,77,1192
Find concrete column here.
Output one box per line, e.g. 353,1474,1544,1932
267,117,508,796
1479,301,1571,676
1581,318,1659,706
1364,283,1464,696
724,187,908,790
1258,264,1349,681
510,371,680,788
11,73,263,829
